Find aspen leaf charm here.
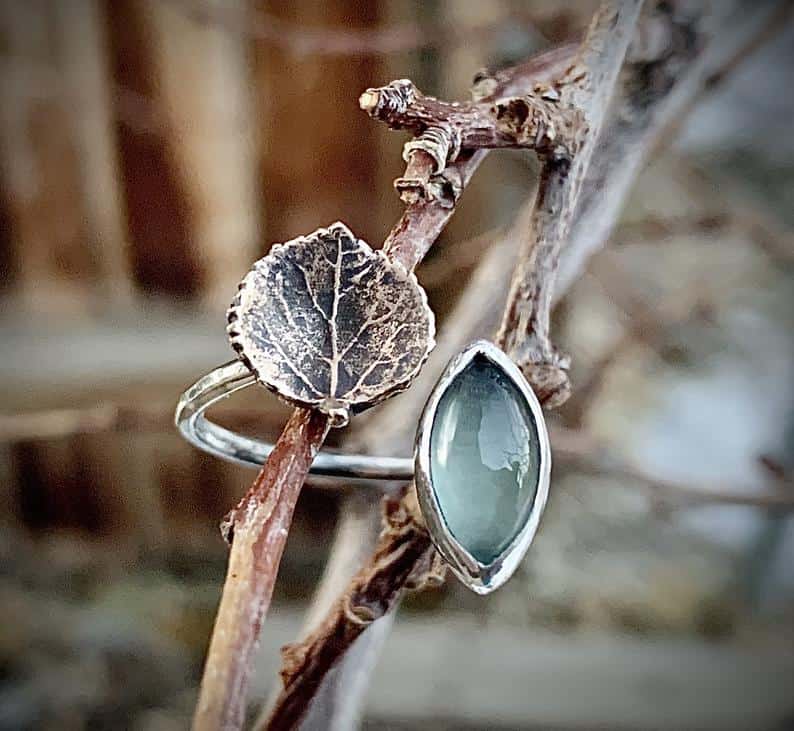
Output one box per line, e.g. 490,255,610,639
227,222,435,426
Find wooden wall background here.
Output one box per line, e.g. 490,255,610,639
0,0,560,549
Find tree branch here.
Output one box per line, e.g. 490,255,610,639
252,43,578,731
194,407,330,730
193,26,577,731
261,0,794,723
555,0,792,293
359,77,581,162
272,490,440,731
225,2,792,727
260,3,644,729
495,1,643,408
375,42,579,260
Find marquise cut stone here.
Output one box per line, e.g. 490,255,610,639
429,354,541,565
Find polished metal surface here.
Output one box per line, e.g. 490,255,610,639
175,360,413,481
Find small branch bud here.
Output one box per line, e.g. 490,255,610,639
359,79,417,126
358,90,380,113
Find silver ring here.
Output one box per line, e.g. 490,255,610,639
174,361,413,481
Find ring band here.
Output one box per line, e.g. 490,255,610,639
174,361,414,481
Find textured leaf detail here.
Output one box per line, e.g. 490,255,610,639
227,222,435,425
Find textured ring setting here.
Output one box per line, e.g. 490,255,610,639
175,222,552,593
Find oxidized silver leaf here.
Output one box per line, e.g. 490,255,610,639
227,222,435,426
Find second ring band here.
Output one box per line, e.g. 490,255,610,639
174,361,414,482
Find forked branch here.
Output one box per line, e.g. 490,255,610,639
201,0,790,727
193,25,577,731
261,3,643,729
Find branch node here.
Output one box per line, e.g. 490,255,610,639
342,596,378,626
510,343,572,409
427,166,464,209
395,148,436,203
404,549,447,591
403,125,461,171
471,67,498,101
359,79,416,124
396,126,462,203
492,92,583,161
280,642,309,685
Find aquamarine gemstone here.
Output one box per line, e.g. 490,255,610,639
429,355,541,565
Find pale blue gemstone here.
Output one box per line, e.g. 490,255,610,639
429,355,541,565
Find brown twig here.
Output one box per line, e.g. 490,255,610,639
201,1,792,726
375,42,580,263
4,399,789,518
359,78,581,159
194,35,576,731
260,4,644,729
259,57,582,731
193,246,430,726
556,0,793,294
194,407,330,730
547,422,794,512
262,0,794,723
495,0,644,409
271,491,440,730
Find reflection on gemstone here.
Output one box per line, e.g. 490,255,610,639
429,354,541,565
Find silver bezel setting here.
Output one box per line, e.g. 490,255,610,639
414,340,552,595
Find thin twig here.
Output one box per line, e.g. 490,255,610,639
194,36,576,731
556,0,794,294
269,490,439,731
495,1,644,408
4,399,788,516
194,407,329,730
261,4,644,728
542,423,794,511
193,258,423,726
200,1,791,726
267,490,389,730
262,0,793,723
375,43,580,266
253,46,577,731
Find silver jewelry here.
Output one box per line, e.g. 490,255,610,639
175,223,552,594
175,359,412,481
177,221,432,481
175,340,552,594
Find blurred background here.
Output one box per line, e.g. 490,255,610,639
1,1,793,729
